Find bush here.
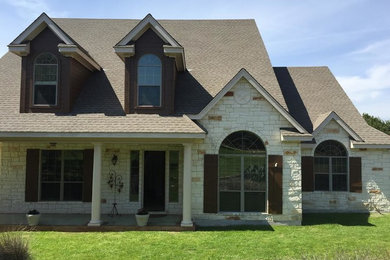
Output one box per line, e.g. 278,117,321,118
0,232,30,260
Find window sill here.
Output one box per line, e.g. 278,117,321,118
37,201,84,203
217,212,269,216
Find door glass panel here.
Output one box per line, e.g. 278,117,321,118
244,156,266,191
314,157,329,173
219,156,241,191
244,192,265,212
169,151,179,202
130,151,140,202
315,174,329,191
219,192,240,212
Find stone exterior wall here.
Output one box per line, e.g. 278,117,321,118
191,78,303,224
302,119,390,213
0,142,183,214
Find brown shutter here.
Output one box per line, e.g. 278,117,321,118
204,154,218,213
25,149,40,202
302,156,314,192
82,149,94,202
268,155,283,214
349,157,362,193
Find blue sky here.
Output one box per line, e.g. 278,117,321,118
1,0,389,119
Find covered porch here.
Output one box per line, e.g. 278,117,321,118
0,213,194,231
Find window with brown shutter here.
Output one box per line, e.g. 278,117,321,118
268,155,283,214
204,154,218,213
25,149,40,202
349,157,362,193
302,156,314,192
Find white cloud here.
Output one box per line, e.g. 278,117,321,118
337,64,390,119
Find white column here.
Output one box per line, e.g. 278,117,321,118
88,143,103,226
181,143,193,227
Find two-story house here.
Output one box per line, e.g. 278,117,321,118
0,13,389,226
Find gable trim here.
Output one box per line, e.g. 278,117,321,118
116,14,181,47
10,13,73,45
188,68,308,134
313,111,363,142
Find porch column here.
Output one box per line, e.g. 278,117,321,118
181,143,193,227
88,143,103,226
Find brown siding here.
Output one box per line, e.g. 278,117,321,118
349,157,362,193
82,149,94,202
125,28,176,115
25,149,40,202
302,156,314,192
203,154,218,213
20,27,90,113
268,155,283,214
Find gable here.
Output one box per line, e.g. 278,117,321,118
190,69,307,134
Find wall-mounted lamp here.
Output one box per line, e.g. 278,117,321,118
111,154,118,166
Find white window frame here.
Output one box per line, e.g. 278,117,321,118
136,54,162,107
33,53,58,106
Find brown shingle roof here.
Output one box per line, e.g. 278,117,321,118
274,66,390,144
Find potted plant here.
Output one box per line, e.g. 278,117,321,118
26,209,40,226
135,208,149,226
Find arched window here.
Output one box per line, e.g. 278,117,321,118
137,54,161,106
314,140,348,191
33,53,58,105
219,131,266,212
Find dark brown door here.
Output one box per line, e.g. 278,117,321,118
144,151,165,211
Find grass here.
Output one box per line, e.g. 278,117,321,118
21,213,390,259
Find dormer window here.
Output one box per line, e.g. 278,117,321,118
137,54,161,107
33,53,58,105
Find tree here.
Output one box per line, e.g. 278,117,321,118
363,113,390,135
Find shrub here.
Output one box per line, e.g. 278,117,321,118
0,232,30,260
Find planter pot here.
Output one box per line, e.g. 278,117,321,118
135,213,150,226
26,214,41,226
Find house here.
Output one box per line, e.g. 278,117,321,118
0,13,389,227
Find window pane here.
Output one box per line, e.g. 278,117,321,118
64,150,83,181
219,131,265,155
34,64,57,82
64,183,83,201
34,84,56,105
138,54,161,66
315,174,329,191
169,151,179,202
138,85,160,106
314,157,329,173
219,192,240,212
244,156,266,191
41,150,61,181
314,140,347,156
333,174,347,191
219,156,241,191
244,192,265,212
332,158,347,173
41,183,60,201
130,151,139,202
138,66,161,86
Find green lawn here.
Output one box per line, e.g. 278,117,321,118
23,213,390,259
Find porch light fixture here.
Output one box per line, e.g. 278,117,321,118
111,154,118,166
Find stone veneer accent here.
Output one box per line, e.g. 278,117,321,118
0,143,184,214
302,119,390,213
192,78,303,225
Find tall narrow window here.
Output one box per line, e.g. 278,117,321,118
34,53,58,105
314,140,348,191
219,131,266,212
169,151,179,202
137,54,161,106
130,151,140,201
40,150,84,201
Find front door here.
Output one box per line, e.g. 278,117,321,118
143,151,165,211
